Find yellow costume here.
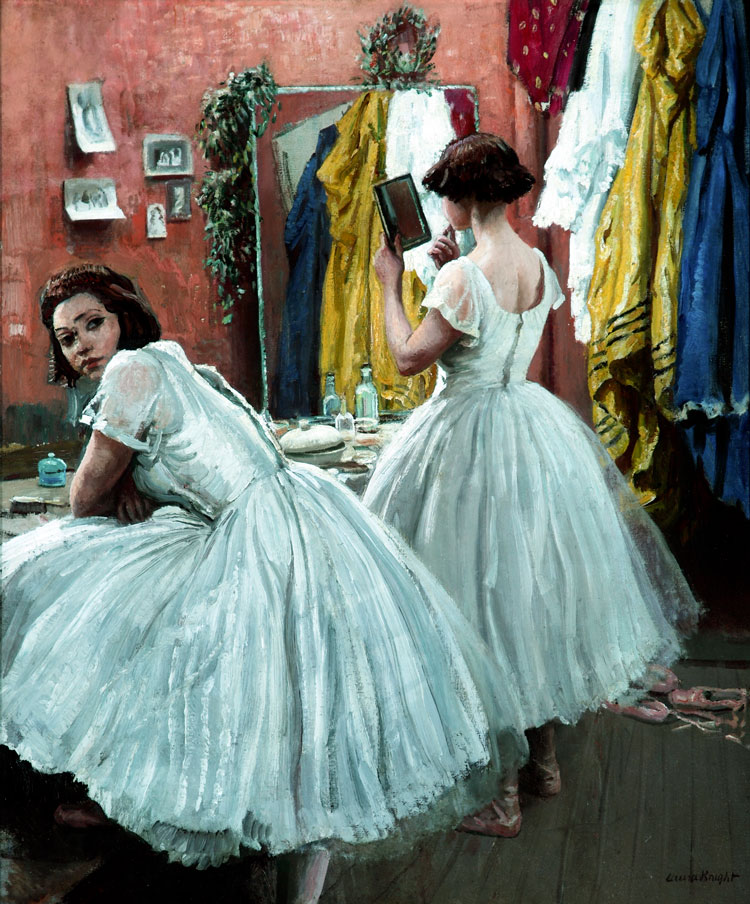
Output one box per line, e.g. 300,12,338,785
586,0,704,525
317,91,436,412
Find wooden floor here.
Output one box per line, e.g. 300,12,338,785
321,661,749,904
1,659,747,904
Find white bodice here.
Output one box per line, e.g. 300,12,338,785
423,250,565,393
81,341,283,520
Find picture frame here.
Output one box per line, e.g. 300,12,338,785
373,174,431,251
146,203,167,239
142,133,194,178
67,81,116,153
165,178,192,221
63,178,125,221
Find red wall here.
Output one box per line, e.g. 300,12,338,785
1,0,588,443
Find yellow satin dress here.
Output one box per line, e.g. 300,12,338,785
586,0,705,525
317,91,437,413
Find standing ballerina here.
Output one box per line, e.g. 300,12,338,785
1,264,528,901
365,133,702,837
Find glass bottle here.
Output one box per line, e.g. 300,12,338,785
354,364,379,431
335,399,355,442
321,372,342,418
38,451,67,487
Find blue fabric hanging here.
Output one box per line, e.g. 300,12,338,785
272,124,339,418
675,0,749,517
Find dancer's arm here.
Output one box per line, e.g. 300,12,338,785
374,234,462,376
70,431,150,522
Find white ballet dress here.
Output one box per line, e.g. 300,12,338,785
1,340,527,869
364,252,702,728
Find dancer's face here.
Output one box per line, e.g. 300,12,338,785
52,293,121,380
442,196,472,231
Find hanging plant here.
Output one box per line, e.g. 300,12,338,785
196,63,280,323
358,4,441,90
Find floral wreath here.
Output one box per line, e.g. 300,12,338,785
358,5,441,89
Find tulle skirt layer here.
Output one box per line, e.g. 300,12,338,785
1,463,526,868
364,381,702,728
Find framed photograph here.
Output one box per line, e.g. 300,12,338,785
165,179,192,221
142,134,193,178
373,174,431,251
146,203,167,239
67,81,116,153
63,178,125,221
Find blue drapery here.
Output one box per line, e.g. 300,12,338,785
272,124,339,418
675,0,749,517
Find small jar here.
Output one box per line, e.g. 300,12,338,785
321,372,342,418
354,364,379,432
38,451,67,487
335,400,355,442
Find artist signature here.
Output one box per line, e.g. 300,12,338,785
665,870,740,885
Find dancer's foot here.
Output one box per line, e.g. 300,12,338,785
520,757,561,798
54,800,109,829
458,784,522,838
522,722,561,797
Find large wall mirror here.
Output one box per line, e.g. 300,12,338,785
255,85,479,421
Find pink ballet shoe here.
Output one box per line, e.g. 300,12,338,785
644,664,679,695
603,698,670,723
54,800,109,829
668,687,746,712
458,786,522,838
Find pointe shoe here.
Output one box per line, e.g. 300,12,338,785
603,698,670,723
458,788,522,838
644,664,679,695
54,800,109,829
668,687,746,712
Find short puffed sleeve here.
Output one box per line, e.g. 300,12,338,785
80,349,179,459
420,258,481,347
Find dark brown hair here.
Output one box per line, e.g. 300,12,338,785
422,132,535,204
40,264,161,386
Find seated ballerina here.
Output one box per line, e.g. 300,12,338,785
365,133,703,837
1,264,529,902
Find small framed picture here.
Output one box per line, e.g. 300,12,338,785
146,203,167,239
165,179,192,221
67,81,116,153
64,178,125,221
142,134,193,178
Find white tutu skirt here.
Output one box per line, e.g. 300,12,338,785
364,382,703,728
1,464,525,869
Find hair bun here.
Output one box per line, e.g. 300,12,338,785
423,132,535,205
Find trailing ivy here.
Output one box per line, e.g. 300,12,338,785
358,5,440,90
196,64,280,323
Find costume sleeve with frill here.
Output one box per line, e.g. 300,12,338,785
533,0,643,342
80,348,180,463
421,259,482,348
